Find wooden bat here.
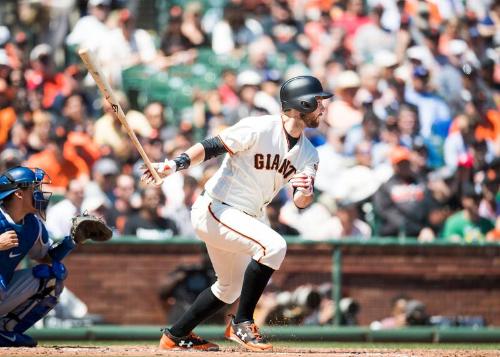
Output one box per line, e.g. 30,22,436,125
78,48,163,185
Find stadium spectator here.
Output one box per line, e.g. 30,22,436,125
144,101,176,141
344,110,382,156
25,124,90,193
80,194,117,229
333,0,371,47
371,297,429,329
158,6,199,69
314,128,350,196
98,9,157,86
442,184,494,242
405,65,451,140
444,114,496,172
266,197,299,237
264,1,304,53
123,186,179,240
218,69,239,109
373,146,432,238
0,148,23,172
448,95,500,154
226,70,269,125
0,53,15,148
353,4,395,64
479,161,500,222
326,70,362,137
25,43,70,110
65,0,111,52
85,157,119,208
180,2,208,49
329,201,372,239
4,122,30,158
211,2,262,55
163,175,199,238
113,174,138,234
27,110,52,153
46,179,85,238
160,6,191,56
370,296,408,329
94,91,152,160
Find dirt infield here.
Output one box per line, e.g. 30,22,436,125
3,346,500,357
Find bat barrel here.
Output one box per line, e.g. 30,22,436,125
78,48,163,185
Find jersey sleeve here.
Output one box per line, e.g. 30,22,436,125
28,217,51,260
217,117,258,155
301,149,319,178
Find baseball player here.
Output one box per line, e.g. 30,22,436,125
0,166,77,347
142,76,332,351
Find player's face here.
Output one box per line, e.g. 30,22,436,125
20,187,37,214
302,98,326,128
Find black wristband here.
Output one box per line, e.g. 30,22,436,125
173,153,191,171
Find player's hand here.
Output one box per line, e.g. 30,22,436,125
140,160,177,185
290,172,314,196
0,230,19,251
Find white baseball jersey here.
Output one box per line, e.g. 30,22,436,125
204,114,319,217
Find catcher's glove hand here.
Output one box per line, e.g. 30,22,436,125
71,213,113,244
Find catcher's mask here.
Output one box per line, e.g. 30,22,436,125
0,166,52,220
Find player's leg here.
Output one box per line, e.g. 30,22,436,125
202,199,286,351
224,258,275,351
159,245,249,351
0,268,63,347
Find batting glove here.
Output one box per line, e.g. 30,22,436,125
290,172,314,196
140,160,177,185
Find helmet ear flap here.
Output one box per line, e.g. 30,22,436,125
300,97,318,113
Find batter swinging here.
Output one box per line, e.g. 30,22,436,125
142,75,333,351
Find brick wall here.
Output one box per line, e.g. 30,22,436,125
63,243,500,326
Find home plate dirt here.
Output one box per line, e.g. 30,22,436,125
3,346,498,357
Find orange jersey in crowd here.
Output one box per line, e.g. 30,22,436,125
25,144,89,189
449,110,500,142
0,107,16,147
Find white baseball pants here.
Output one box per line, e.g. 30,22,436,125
191,194,287,304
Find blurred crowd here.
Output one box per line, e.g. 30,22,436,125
0,0,499,244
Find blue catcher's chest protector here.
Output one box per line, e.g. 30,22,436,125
0,210,45,284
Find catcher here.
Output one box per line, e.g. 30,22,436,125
0,166,112,347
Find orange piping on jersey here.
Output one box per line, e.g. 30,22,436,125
208,203,266,261
217,135,234,156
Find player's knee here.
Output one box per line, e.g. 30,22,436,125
273,237,287,261
210,281,241,304
262,236,287,270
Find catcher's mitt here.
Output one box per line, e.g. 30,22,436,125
71,213,112,244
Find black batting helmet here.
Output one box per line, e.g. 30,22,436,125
280,76,333,113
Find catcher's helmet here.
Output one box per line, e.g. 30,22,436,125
280,75,333,113
0,166,52,217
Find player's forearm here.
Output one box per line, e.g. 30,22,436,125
172,137,228,171
293,191,313,209
183,143,206,167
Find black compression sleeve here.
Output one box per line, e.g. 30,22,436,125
201,136,228,161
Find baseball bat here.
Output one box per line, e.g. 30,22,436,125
78,48,163,185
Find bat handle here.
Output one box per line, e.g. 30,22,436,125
153,174,163,186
